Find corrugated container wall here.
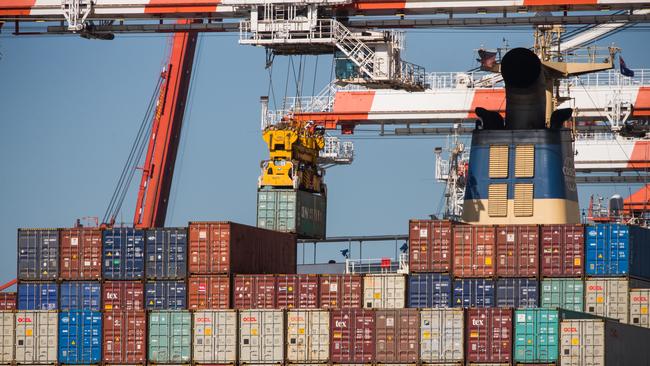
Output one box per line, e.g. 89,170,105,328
102,228,145,280
17,283,58,310
496,225,538,277
586,224,650,278
234,275,277,309
496,278,538,308
276,274,319,309
239,309,284,364
585,278,650,323
103,311,147,364
419,308,464,363
407,273,452,308
0,311,14,363
145,281,187,310
330,309,375,363
287,310,329,363
514,308,559,363
453,279,494,308
192,310,237,364
60,281,101,311
188,275,230,310
629,288,650,328
103,281,144,311
60,228,102,280
0,292,16,310
148,311,192,363
465,308,512,364
189,221,296,275
320,274,362,309
18,229,59,281
540,224,584,277
145,228,187,280
257,188,326,239
540,278,584,312
15,310,58,364
58,310,102,364
363,274,406,309
453,225,495,278
408,220,453,273
375,309,419,363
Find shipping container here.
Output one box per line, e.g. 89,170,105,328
0,311,14,363
453,279,494,308
629,288,650,328
17,283,58,310
330,309,375,363
257,187,326,239
192,310,237,364
239,309,284,364
276,274,319,309
495,278,538,308
496,225,539,277
59,228,102,280
540,224,584,277
465,308,512,364
375,309,419,363
15,310,58,364
103,311,147,364
419,308,464,364
145,227,187,280
585,224,650,278
453,225,496,278
540,278,584,312
363,274,406,309
514,308,559,363
287,309,329,363
408,220,453,273
145,281,187,310
18,229,59,281
103,228,145,280
60,282,101,311
58,310,102,364
188,221,296,275
103,281,144,311
0,292,16,310
407,273,452,308
320,274,362,309
188,275,230,310
585,278,650,323
148,310,192,363
234,275,277,309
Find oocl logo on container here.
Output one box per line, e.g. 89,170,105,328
633,296,649,302
588,285,603,291
242,317,257,323
17,317,32,323
563,327,577,333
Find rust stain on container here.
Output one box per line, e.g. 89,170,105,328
453,225,496,278
541,224,584,277
409,220,453,273
375,309,419,363
320,274,363,309
330,309,375,363
103,281,144,311
466,308,512,363
103,311,147,364
496,225,539,277
188,275,231,310
233,274,277,309
276,274,319,309
59,228,102,280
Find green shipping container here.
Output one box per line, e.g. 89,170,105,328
514,308,559,363
257,188,326,239
541,278,584,312
148,310,191,363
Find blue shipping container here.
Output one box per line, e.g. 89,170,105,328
17,228,59,281
407,273,452,308
60,282,101,311
586,224,650,278
58,310,102,364
145,228,187,280
17,282,58,310
453,279,495,308
103,228,145,280
496,278,538,308
145,281,187,309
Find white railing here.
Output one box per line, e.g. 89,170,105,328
320,136,354,165
345,254,408,274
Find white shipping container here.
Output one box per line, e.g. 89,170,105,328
0,311,14,363
630,288,650,328
419,308,464,363
192,310,237,363
15,311,57,364
287,310,329,363
239,309,284,364
363,274,406,309
585,278,629,323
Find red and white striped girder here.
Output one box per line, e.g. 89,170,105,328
575,136,650,171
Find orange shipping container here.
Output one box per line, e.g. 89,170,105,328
103,311,147,364
320,274,363,309
453,225,496,278
188,275,230,310
496,225,539,277
234,274,277,309
60,228,102,280
103,281,144,311
276,274,319,309
409,220,453,273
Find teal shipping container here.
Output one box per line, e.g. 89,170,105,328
514,308,559,363
148,310,192,363
540,278,584,312
257,188,326,239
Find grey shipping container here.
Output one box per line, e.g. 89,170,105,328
239,309,284,364
585,278,650,323
18,229,59,281
363,274,406,309
0,311,14,363
419,308,464,363
287,309,329,363
192,310,238,363
629,288,650,328
15,310,57,364
257,187,326,239
148,311,192,363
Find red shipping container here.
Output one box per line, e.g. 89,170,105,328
276,274,319,309
188,221,296,275
320,274,362,309
375,309,419,363
496,225,539,277
103,281,144,311
188,275,231,310
0,292,16,310
466,308,512,363
409,220,453,273
330,309,375,363
60,228,102,280
233,274,277,309
103,311,147,364
541,224,584,277
453,225,496,277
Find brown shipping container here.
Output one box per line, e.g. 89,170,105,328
496,225,539,277
0,292,16,310
233,274,277,309
59,227,102,280
330,309,375,363
320,274,362,309
466,308,512,363
103,311,147,364
453,225,496,278
409,220,453,273
375,309,419,363
103,281,144,311
540,224,584,277
188,221,296,275
276,274,319,309
188,275,230,310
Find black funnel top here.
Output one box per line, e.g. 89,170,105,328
501,48,542,89
501,47,547,130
